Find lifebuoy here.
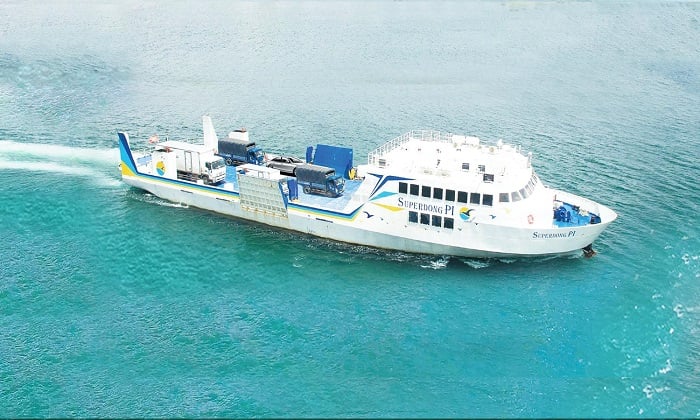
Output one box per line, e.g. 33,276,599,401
527,214,534,225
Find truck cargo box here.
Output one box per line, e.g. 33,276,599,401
218,138,254,155
295,164,336,184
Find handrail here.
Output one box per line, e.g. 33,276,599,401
368,130,453,165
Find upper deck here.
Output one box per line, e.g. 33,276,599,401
366,130,533,190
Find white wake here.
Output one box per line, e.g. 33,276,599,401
0,140,121,187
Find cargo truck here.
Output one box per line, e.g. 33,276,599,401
217,129,265,166
156,141,226,185
295,163,345,197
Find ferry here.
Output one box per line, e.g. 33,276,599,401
118,116,617,258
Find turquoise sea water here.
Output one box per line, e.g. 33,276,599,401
1,1,699,417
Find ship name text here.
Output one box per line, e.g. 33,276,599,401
532,231,576,239
397,197,455,216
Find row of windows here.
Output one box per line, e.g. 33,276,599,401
497,173,540,203
408,211,454,229
399,173,540,206
399,182,494,207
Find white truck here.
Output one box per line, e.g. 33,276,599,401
155,141,226,185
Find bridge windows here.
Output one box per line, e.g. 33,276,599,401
401,177,539,210
400,183,493,208
409,211,418,223
499,173,540,204
444,217,454,229
432,215,442,227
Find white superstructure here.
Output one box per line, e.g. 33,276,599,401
118,117,617,258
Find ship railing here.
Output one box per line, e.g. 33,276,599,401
368,130,454,166
554,190,602,217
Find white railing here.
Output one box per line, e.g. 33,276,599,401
554,190,602,217
368,130,453,165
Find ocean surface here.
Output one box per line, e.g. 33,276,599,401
1,1,699,418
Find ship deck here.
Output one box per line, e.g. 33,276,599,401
553,202,593,228
220,166,362,212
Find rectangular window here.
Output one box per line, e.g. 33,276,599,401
478,164,486,173
519,187,527,199
420,213,430,225
482,194,493,206
499,192,509,203
410,184,419,196
470,193,481,205
511,191,522,202
461,163,470,171
432,215,442,227
408,211,418,223
445,189,455,201
399,182,408,194
457,191,468,203
433,187,443,200
483,173,494,182
444,217,454,229
421,185,431,197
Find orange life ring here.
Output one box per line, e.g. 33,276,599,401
527,214,534,225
